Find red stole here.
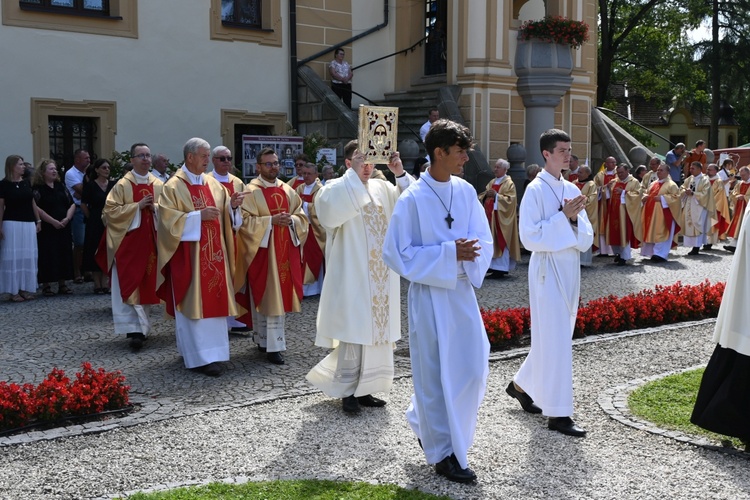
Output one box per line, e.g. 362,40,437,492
575,181,585,191
710,179,730,234
220,181,235,194
483,182,507,252
728,183,750,236
159,179,230,318
568,172,579,183
247,186,303,312
599,172,617,230
607,180,636,247
114,182,159,304
290,178,304,190
300,192,324,280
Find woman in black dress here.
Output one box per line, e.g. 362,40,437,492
33,160,75,296
81,159,115,294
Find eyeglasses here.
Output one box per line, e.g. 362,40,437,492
215,156,233,162
260,161,280,168
295,162,306,167
132,153,152,160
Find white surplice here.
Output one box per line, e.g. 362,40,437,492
306,167,414,398
382,171,492,470
514,170,594,417
713,203,750,356
171,166,242,368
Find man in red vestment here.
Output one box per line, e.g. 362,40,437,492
286,153,308,191
235,148,308,365
156,138,245,376
725,166,750,253
593,156,618,256
603,164,641,265
102,143,163,350
296,162,326,296
208,145,249,333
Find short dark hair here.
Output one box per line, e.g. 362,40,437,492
424,119,473,163
539,129,571,156
129,143,149,156
695,140,705,147
74,148,88,158
256,147,277,163
428,107,439,116
344,140,358,160
294,153,309,163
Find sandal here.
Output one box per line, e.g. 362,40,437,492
19,291,36,300
58,285,73,295
42,286,55,297
9,294,25,302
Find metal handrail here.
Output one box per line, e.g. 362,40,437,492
595,106,675,147
350,34,429,71
349,89,423,143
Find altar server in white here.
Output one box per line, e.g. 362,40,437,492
383,119,492,484
506,129,593,437
306,140,414,414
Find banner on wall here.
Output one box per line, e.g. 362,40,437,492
241,135,304,179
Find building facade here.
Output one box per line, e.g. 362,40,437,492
1,0,597,176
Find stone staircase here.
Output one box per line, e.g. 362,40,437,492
378,86,442,150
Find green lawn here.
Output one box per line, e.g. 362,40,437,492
628,368,745,450
123,480,450,500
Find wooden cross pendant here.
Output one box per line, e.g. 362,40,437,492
445,213,454,229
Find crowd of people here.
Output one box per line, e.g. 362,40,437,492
2,126,747,482
481,144,749,275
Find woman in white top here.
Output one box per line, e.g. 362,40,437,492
329,48,353,108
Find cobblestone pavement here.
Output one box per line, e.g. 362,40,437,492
0,246,743,498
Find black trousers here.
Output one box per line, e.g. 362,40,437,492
331,82,352,108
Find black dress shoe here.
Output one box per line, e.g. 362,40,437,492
357,394,386,407
725,245,736,253
127,332,145,350
613,254,622,263
257,345,267,353
505,381,542,413
266,351,284,365
702,244,712,250
548,416,587,437
486,270,509,279
687,247,700,256
230,326,251,333
342,395,360,414
190,362,224,377
650,255,667,263
435,454,476,483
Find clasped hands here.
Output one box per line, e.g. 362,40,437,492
562,194,587,222
271,212,293,227
455,238,481,262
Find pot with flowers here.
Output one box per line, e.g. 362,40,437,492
515,16,590,77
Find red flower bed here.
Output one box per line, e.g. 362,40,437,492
0,363,130,433
482,281,725,346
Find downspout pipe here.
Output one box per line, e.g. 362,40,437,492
290,0,299,129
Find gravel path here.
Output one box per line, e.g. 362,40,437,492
1,246,747,499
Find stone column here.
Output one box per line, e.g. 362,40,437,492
515,39,574,168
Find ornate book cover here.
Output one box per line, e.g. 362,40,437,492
358,105,399,164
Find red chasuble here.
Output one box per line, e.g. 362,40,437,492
599,172,617,233
300,192,324,280
247,186,303,312
483,183,507,252
114,182,159,304
727,183,749,237
160,179,230,318
606,180,638,247
643,181,679,247
568,173,579,183
709,179,730,235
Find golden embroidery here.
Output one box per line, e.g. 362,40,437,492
362,202,390,344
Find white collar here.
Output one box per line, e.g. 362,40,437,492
181,165,203,185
